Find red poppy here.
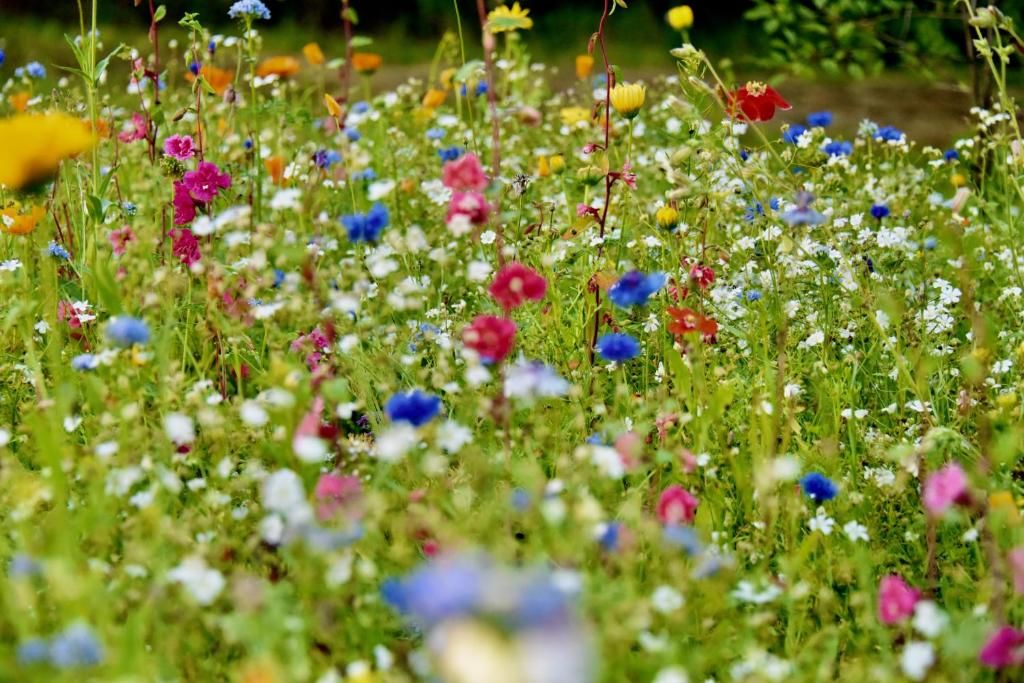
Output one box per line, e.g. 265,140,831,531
489,262,547,311
728,81,791,122
463,315,517,363
667,307,719,342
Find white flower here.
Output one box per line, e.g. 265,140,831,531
269,188,302,211
808,507,835,535
912,601,948,638
590,445,625,479
374,424,418,462
164,412,195,445
843,520,869,542
731,580,782,604
651,585,684,614
167,556,225,605
239,400,269,427
294,435,329,463
436,420,472,453
900,641,935,681
261,469,307,517
652,667,689,683
480,230,497,245
467,260,492,282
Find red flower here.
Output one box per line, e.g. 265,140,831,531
667,307,719,343
463,315,517,363
657,484,698,525
489,262,547,311
689,264,715,289
446,191,491,225
170,228,201,267
728,81,791,122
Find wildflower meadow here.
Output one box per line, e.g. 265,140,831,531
2,0,1024,680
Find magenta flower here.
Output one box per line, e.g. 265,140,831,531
182,161,232,203
922,462,968,517
118,112,148,143
446,191,490,225
172,182,197,225
441,152,488,192
877,575,919,625
164,134,196,160
979,626,1024,668
108,225,136,256
170,228,201,267
657,484,699,525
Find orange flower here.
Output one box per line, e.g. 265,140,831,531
256,56,301,78
575,55,594,80
8,92,30,113
351,52,382,75
264,155,285,186
0,203,46,235
302,42,326,66
90,118,111,138
667,307,719,340
324,93,343,120
187,65,234,95
422,88,447,109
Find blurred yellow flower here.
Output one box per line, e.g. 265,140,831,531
0,113,94,189
440,67,457,90
487,3,533,33
302,42,326,66
351,52,383,75
422,88,447,109
548,154,566,174
656,205,679,229
0,202,46,235
610,82,646,118
324,93,343,119
256,56,301,78
575,55,594,80
989,491,1020,524
537,156,551,177
667,5,694,31
560,106,590,127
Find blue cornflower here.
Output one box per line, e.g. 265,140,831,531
870,203,890,220
17,638,49,665
122,201,137,216
924,237,937,251
385,389,441,426
106,316,150,347
438,146,464,162
352,101,370,114
511,488,532,511
313,149,342,169
207,39,217,56
663,524,704,556
48,242,70,260
49,624,103,668
25,62,46,79
769,197,780,211
739,149,750,162
272,269,285,287
875,125,904,142
341,202,389,243
608,271,667,308
781,192,826,227
807,111,833,127
351,167,377,182
800,472,839,502
783,124,807,144
744,202,764,222
243,138,254,150
0,49,6,68
597,521,621,551
72,354,99,371
188,61,201,76
596,333,640,362
426,127,446,140
822,140,853,157
382,555,484,627
346,128,361,142
944,149,959,162
228,0,271,20
9,553,42,578
746,290,762,302
586,433,604,445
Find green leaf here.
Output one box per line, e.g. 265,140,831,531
453,59,484,84
153,4,167,22
349,35,373,48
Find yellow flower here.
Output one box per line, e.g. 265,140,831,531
560,106,591,127
548,154,566,174
440,68,457,90
302,42,326,66
0,202,46,235
422,88,447,109
575,55,594,80
951,172,967,188
324,93,343,120
989,491,1020,524
0,113,94,190
656,205,679,229
666,5,694,31
610,82,646,119
351,52,383,75
256,56,301,78
537,156,551,177
487,2,533,33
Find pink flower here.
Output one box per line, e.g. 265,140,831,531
489,262,547,311
689,264,715,289
657,484,698,525
118,113,148,143
170,228,201,267
979,626,1024,668
172,182,197,225
163,134,196,160
108,225,136,256
182,161,232,203
442,152,488,192
877,575,919,625
446,191,490,225
462,315,517,363
314,473,363,522
923,462,968,516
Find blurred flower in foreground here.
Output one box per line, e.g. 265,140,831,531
106,316,150,348
383,553,594,683
0,114,94,189
666,5,694,31
1,202,46,235
487,3,533,33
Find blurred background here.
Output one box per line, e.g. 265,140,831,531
1,1,1021,143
